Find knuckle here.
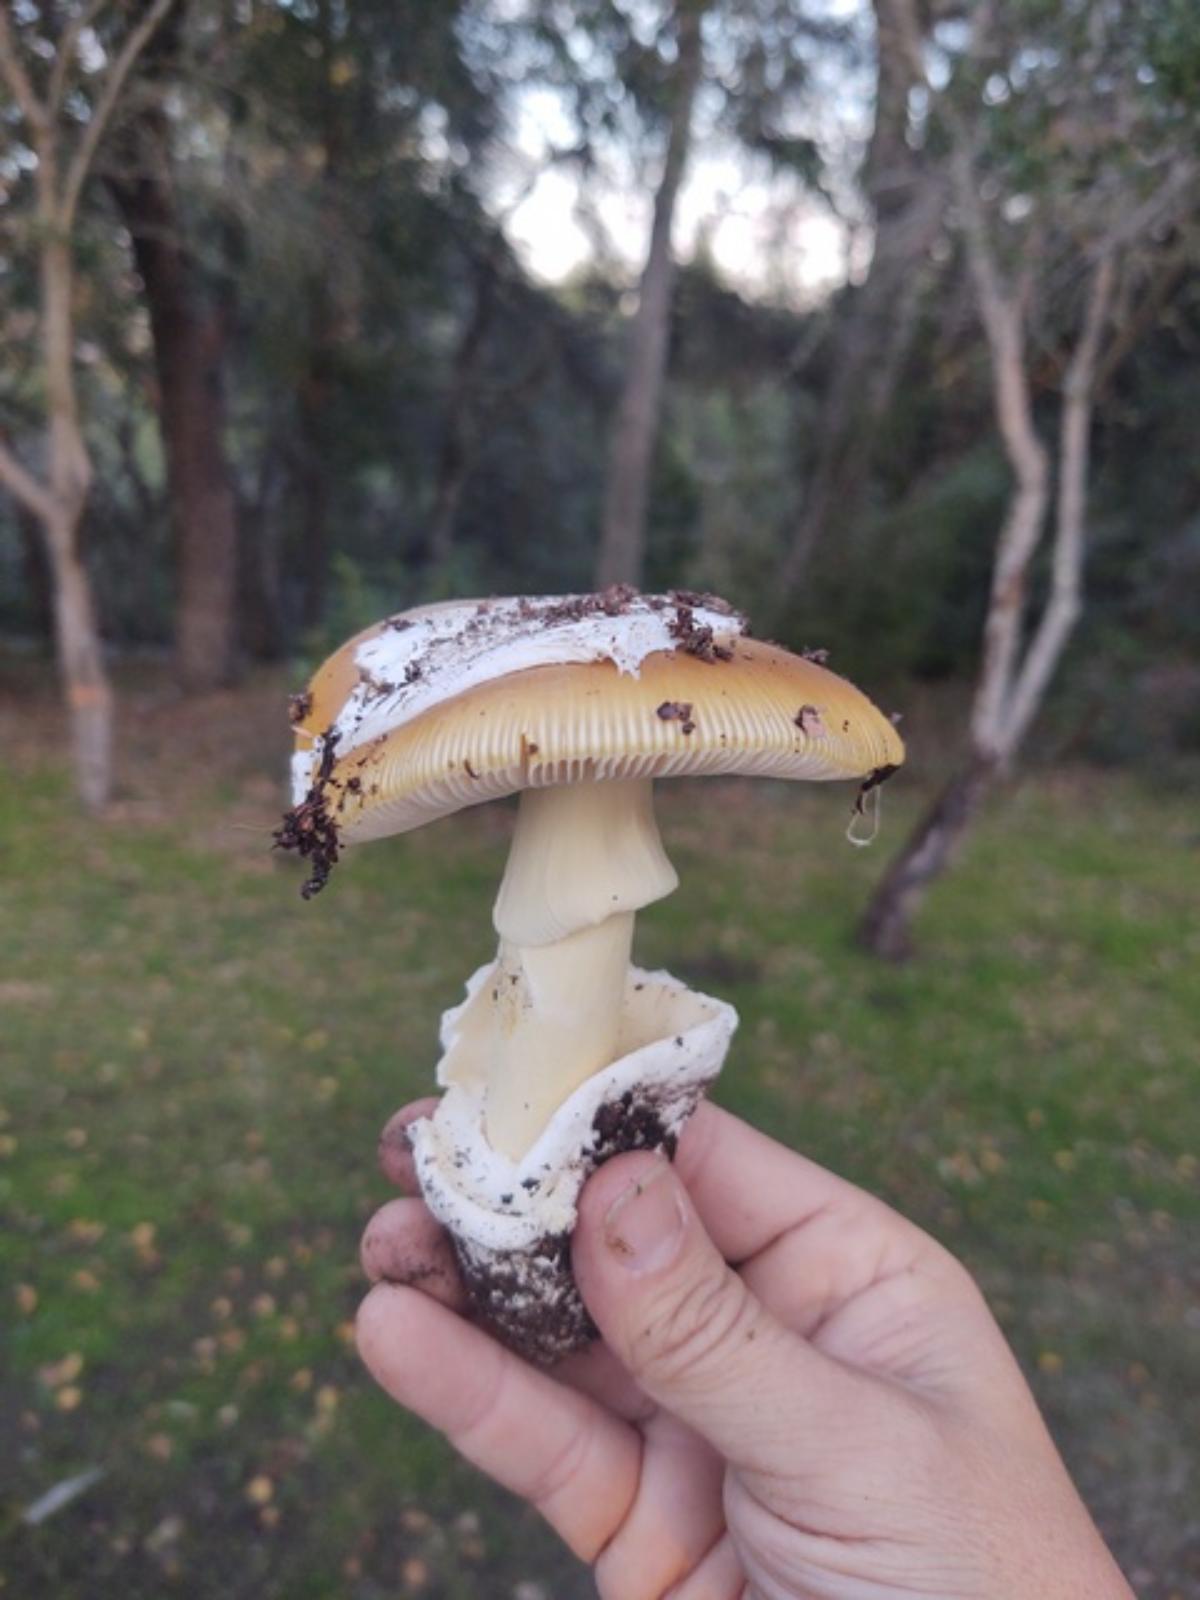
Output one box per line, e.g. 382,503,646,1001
632,1263,756,1390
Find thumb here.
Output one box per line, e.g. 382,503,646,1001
572,1151,858,1477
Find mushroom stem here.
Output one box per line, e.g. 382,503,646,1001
461,779,679,1160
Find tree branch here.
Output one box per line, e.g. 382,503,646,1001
48,0,112,118
1096,157,1198,259
950,138,1051,756
0,8,49,136
59,0,178,232
1001,251,1116,751
0,434,56,527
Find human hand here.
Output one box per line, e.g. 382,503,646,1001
357,1100,1133,1600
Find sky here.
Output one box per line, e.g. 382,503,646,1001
492,70,867,307
506,149,853,301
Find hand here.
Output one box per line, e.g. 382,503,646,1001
357,1100,1133,1600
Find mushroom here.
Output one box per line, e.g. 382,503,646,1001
277,589,903,1360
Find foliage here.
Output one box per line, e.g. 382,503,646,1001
0,1,1198,764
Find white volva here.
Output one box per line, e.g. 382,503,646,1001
441,779,680,1159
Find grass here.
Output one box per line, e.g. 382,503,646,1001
1,670,1197,1598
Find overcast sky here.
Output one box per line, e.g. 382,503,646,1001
485,4,873,307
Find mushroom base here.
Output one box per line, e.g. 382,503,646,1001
408,964,738,1365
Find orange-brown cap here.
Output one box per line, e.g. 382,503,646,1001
275,590,903,895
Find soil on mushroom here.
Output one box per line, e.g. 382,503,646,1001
273,729,342,898
452,1090,682,1365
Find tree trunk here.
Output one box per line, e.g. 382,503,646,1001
42,228,114,810
45,511,114,812
858,192,1117,959
594,1,705,589
0,0,179,811
998,254,1115,750
111,120,240,693
857,754,996,960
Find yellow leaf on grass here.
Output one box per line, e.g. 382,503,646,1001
39,1352,83,1389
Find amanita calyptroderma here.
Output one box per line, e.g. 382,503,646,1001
277,589,904,1362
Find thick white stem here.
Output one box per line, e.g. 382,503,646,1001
453,779,678,1160
485,917,635,1159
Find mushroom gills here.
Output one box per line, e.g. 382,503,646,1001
439,778,679,1160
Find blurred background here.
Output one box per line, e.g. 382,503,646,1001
1,2,1197,1596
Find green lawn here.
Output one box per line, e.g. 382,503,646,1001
1,676,1197,1598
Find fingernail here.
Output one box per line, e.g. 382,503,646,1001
603,1163,687,1275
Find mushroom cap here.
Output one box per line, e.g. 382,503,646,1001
282,592,903,855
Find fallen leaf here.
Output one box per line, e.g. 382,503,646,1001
39,1353,83,1389
401,1556,429,1592
245,1475,274,1506
67,1219,105,1245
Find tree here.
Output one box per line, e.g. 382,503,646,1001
859,0,1199,958
0,0,177,808
208,0,499,633
109,8,240,692
588,0,855,590
594,0,706,588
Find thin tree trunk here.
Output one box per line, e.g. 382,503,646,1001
111,114,240,693
1001,255,1115,748
856,754,996,961
48,516,115,812
859,220,1117,958
0,0,176,810
594,1,705,588
42,226,114,811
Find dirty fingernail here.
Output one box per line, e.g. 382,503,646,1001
603,1165,687,1275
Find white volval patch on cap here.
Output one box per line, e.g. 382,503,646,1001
290,746,319,806
409,964,737,1256
330,594,744,766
